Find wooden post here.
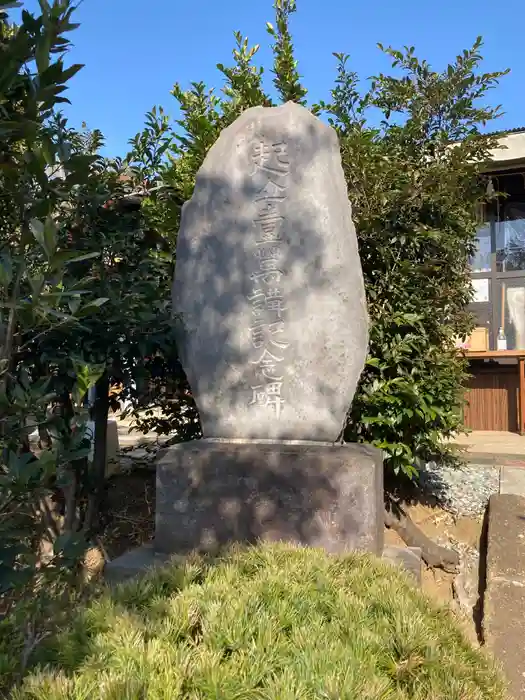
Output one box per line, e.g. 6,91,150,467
518,356,525,435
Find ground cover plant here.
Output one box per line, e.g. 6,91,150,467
5,543,506,699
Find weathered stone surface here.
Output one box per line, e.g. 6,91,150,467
155,439,383,556
172,102,368,441
104,545,169,586
383,546,422,585
484,494,525,698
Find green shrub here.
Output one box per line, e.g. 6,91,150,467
7,543,505,699
130,0,509,478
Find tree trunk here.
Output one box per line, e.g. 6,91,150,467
83,372,109,535
384,498,460,573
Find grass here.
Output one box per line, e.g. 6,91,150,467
3,543,505,699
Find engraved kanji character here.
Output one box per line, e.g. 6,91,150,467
248,287,266,310
248,384,285,419
266,287,283,299
249,385,268,407
267,396,285,419
254,365,283,381
269,320,285,334
254,245,281,261
267,320,289,350
248,287,265,301
256,230,282,245
250,269,283,284
251,141,272,170
266,381,283,396
251,140,290,175
249,321,266,349
251,348,283,374
254,216,284,235
258,258,282,274
257,199,283,220
261,369,283,381
266,296,287,319
255,179,287,201
272,142,289,166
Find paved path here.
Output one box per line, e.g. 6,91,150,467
452,430,525,466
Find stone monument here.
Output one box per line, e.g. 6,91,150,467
106,102,384,581
172,103,368,441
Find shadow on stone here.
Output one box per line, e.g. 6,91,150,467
155,439,383,556
172,103,368,442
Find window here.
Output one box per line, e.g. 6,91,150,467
469,173,525,350
495,278,525,350
471,222,491,273
496,203,525,272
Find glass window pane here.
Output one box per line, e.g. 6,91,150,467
472,278,490,303
496,278,525,350
470,222,491,272
496,203,525,272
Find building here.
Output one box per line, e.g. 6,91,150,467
464,128,525,432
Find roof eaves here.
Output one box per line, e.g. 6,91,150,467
484,126,525,138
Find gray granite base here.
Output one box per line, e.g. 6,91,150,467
155,439,384,556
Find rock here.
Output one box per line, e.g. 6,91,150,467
452,543,480,617
127,447,153,461
383,546,422,585
104,545,172,585
172,102,368,441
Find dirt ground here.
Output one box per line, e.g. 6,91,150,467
99,471,483,644
384,503,483,644
100,468,156,560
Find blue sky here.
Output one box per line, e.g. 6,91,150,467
15,0,525,156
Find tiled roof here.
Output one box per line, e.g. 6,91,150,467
484,126,525,137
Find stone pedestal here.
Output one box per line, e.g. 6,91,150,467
155,439,383,556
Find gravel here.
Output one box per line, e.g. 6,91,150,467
419,461,499,518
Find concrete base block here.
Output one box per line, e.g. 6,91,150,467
383,546,422,585
155,439,383,556
484,493,525,698
499,465,525,496
104,545,171,585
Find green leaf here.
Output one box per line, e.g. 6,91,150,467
0,252,13,289
53,532,73,556
71,360,105,405
29,218,45,248
75,297,109,317
60,62,84,83
38,449,58,477
28,276,45,297
29,217,58,257
68,296,81,314
35,33,51,74
366,357,381,368
44,217,58,257
51,250,100,268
